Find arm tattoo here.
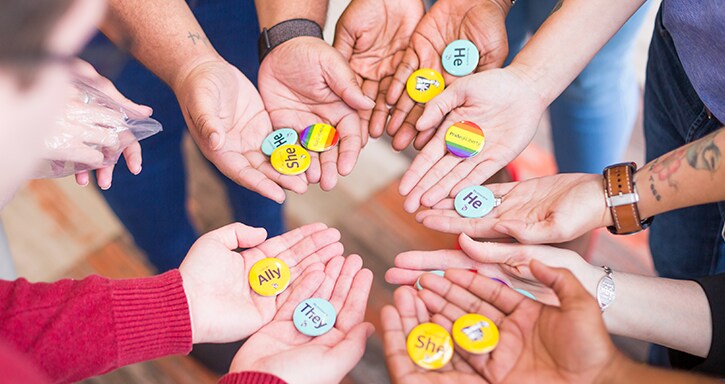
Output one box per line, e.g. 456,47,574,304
187,31,208,46
686,130,722,174
551,0,564,14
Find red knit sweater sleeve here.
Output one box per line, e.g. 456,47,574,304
0,270,192,383
219,371,288,384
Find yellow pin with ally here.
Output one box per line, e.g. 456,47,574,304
248,258,291,297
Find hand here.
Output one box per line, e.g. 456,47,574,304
415,173,613,243
416,262,621,383
399,67,546,213
381,285,488,383
228,254,374,384
57,60,151,189
180,222,344,344
385,0,511,151
386,233,602,306
174,57,308,203
334,0,424,140
259,37,375,191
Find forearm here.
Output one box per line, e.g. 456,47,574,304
601,354,718,383
254,0,328,30
0,271,192,383
575,267,711,357
634,127,725,219
101,0,220,90
509,0,645,105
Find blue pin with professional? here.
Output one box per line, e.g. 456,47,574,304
293,298,336,336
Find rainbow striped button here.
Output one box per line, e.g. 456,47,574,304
300,123,340,152
445,121,485,158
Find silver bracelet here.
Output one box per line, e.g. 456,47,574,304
596,266,616,312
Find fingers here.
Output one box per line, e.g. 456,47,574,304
75,171,90,187
72,59,153,117
275,269,327,320
418,271,506,325
95,165,114,190
328,255,364,313
393,249,478,272
122,142,143,175
219,151,293,203
494,219,565,245
262,224,343,268
322,53,375,112
387,97,420,151
398,133,447,197
369,77,393,139
529,260,594,311
386,48,419,107
203,222,268,251
394,286,429,332
313,256,346,300
444,269,527,316
381,305,418,381
336,265,374,332
416,82,466,131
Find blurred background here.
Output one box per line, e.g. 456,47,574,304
0,0,660,382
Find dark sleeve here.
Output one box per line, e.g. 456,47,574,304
668,273,725,375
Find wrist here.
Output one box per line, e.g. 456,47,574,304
169,52,223,93
255,1,327,31
486,0,514,15
594,352,634,384
179,270,201,344
504,62,552,113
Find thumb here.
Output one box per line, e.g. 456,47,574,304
203,222,268,250
323,54,376,111
458,233,518,264
188,96,226,151
495,219,563,244
529,260,592,310
329,322,374,369
332,18,355,61
416,82,466,131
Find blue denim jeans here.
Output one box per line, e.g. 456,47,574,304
644,6,725,366
505,1,651,173
85,0,284,273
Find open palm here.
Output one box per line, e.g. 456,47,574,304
385,0,510,151
175,58,307,203
399,67,545,213
259,38,375,191
415,173,610,243
416,264,618,384
334,0,425,140
179,222,344,344
229,255,374,384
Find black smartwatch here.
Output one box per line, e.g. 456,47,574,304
258,18,323,63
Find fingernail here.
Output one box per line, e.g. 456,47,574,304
209,132,221,150
101,183,112,191
133,166,142,175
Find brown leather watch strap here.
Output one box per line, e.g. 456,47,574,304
603,163,645,235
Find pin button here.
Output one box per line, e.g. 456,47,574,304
515,288,537,301
406,68,445,103
248,258,291,297
452,313,499,354
262,128,299,156
445,121,485,158
442,40,479,77
293,298,337,336
415,270,445,290
300,123,339,152
406,322,454,370
270,144,310,175
454,186,497,218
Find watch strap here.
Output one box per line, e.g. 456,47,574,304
258,19,323,63
603,162,649,235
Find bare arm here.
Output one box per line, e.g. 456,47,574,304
509,0,646,105
100,0,219,90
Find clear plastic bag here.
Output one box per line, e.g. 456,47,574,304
33,79,162,178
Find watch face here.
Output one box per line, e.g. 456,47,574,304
597,275,616,310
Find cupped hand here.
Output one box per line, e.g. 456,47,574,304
228,254,374,384
65,60,152,189
179,222,345,344
415,173,612,243
381,285,488,384
259,37,375,191
385,0,511,151
399,67,546,213
174,57,308,203
334,0,424,141
386,233,601,306
416,262,620,383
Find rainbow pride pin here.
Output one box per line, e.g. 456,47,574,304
445,121,485,158
300,123,340,152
